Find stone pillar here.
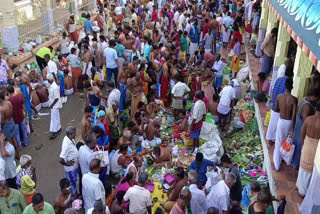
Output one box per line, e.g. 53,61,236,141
292,47,313,100
70,0,79,17
273,21,290,67
266,6,278,35
0,0,20,52
41,0,54,35
255,0,269,57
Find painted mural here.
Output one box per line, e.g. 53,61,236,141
268,0,320,59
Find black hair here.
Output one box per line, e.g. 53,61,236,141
134,111,141,120
175,167,185,178
196,152,203,162
117,191,126,204
83,80,91,89
85,106,93,113
107,81,115,88
316,100,320,112
105,182,112,197
7,85,14,94
153,145,161,155
32,193,44,205
0,92,4,100
257,188,273,205
122,172,134,184
59,178,70,189
138,101,145,109
250,181,261,193
119,144,128,152
93,126,104,136
213,94,219,102
285,78,293,92
258,72,267,80
221,154,232,164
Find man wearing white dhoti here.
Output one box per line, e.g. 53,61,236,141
300,139,320,214
188,22,200,57
47,74,62,140
273,79,297,171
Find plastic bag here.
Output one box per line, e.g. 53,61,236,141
231,117,245,129
36,35,42,44
200,121,220,141
280,136,295,165
205,167,222,189
264,110,271,125
172,145,179,157
236,65,249,82
94,146,109,167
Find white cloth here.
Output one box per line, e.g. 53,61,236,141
79,145,95,175
110,150,122,174
300,166,320,214
59,136,79,172
171,81,190,97
114,6,123,15
274,118,292,171
178,14,186,31
123,185,153,214
266,110,280,141
87,206,110,214
82,61,93,77
142,137,162,149
0,158,5,180
222,29,231,43
212,60,225,77
107,88,121,108
104,48,118,69
231,79,241,99
48,82,62,109
60,38,70,54
207,180,230,214
189,42,198,57
189,184,208,214
64,88,74,96
48,60,58,76
173,11,180,23
277,64,286,79
147,1,154,13
297,167,312,196
125,161,139,182
192,100,206,123
50,108,61,133
0,143,16,179
82,172,106,213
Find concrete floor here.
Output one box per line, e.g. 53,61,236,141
20,94,86,204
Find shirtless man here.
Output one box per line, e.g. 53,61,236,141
81,106,93,142
143,119,162,148
208,94,219,123
273,79,298,171
35,84,49,108
31,89,41,113
161,55,172,106
54,178,72,214
152,145,172,168
127,72,143,118
0,92,20,158
82,44,93,78
28,68,42,88
63,70,73,96
84,80,104,108
110,144,129,178
127,57,139,77
209,15,219,52
297,101,320,197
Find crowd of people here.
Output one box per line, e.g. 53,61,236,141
0,0,318,213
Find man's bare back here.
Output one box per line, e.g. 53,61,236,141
64,76,73,90
118,67,128,84
276,93,298,120
36,86,49,103
81,115,92,141
1,100,13,125
210,19,219,30
304,115,320,139
31,90,40,106
208,101,218,116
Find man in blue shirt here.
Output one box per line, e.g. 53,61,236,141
188,21,200,57
190,152,215,187
84,14,93,34
266,69,293,144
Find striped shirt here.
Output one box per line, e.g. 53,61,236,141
272,76,288,111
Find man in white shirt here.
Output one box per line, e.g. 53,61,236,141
188,170,208,214
107,82,121,110
87,200,110,214
123,172,152,214
45,54,58,82
82,159,105,213
104,40,121,86
218,81,234,132
191,91,207,148
171,75,190,114
178,12,186,31
0,134,16,188
47,73,62,139
59,126,79,197
212,54,226,93
173,10,180,23
207,172,237,214
79,133,97,175
147,0,154,13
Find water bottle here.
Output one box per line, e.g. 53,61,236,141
12,203,18,214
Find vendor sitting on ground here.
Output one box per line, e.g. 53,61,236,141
172,111,189,132
31,88,41,113
142,118,162,148
163,167,189,212
63,70,74,96
152,145,172,168
28,68,42,88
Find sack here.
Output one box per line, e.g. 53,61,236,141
280,137,295,165
95,146,109,167
264,110,271,125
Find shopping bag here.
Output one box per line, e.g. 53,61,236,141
264,110,271,125
280,137,295,165
95,146,109,167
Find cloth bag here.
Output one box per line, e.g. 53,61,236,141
95,146,109,168
280,136,295,165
